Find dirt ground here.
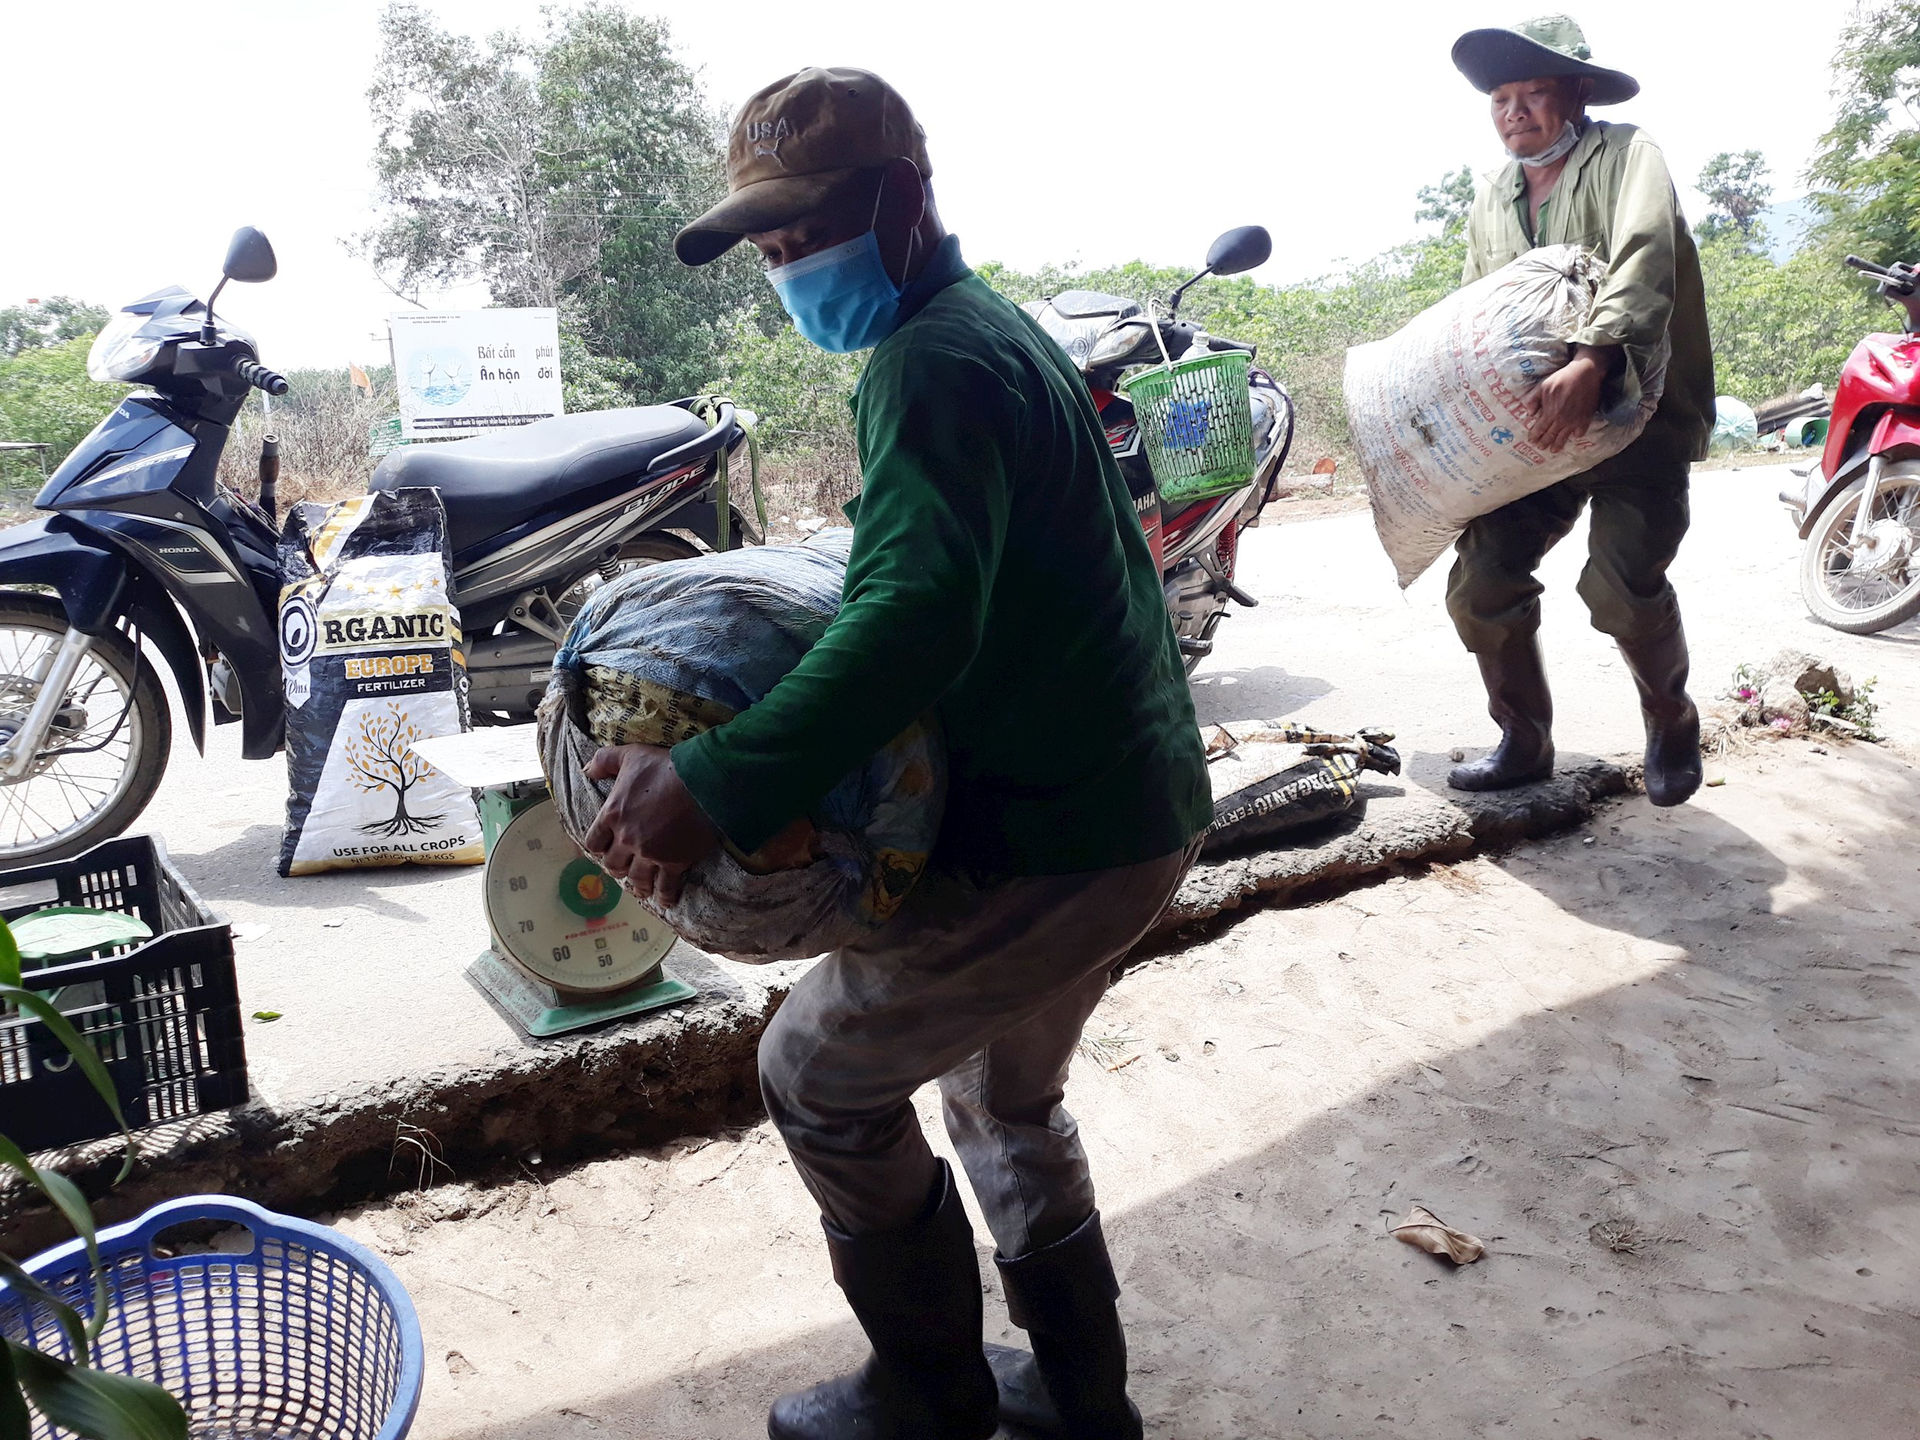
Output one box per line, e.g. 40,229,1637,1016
327,735,1920,1440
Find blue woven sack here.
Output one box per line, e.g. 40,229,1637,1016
538,532,946,960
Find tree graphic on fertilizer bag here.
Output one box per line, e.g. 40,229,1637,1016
345,704,444,837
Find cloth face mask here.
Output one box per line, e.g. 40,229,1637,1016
768,231,908,353
1513,120,1580,168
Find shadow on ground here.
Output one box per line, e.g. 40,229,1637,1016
1189,666,1334,725
176,821,471,923
407,756,1920,1440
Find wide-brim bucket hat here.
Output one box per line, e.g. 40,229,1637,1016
1452,14,1639,105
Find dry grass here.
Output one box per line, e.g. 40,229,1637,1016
752,437,862,542
217,376,390,511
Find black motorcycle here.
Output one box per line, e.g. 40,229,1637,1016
0,227,757,861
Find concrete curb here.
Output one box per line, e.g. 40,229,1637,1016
3,763,1631,1255
2,953,796,1256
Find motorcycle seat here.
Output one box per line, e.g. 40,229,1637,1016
369,405,710,553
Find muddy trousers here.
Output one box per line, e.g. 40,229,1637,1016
758,843,1197,1257
1445,442,1692,654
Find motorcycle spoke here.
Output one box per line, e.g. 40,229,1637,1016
0,623,148,856
1,785,62,847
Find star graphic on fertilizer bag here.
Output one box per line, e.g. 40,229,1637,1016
1490,426,1515,446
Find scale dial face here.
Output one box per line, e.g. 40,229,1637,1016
482,797,676,995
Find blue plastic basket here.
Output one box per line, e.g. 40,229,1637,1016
0,1195,423,1440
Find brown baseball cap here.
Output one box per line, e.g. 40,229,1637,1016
674,67,932,267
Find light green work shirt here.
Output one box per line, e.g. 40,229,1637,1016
1464,119,1715,461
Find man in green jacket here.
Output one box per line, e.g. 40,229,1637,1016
582,68,1209,1440
1446,16,1715,806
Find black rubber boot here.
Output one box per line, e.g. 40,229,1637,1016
1447,635,1555,792
988,1211,1143,1440
1617,626,1703,808
767,1161,998,1440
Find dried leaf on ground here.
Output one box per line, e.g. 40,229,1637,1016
1390,1204,1486,1264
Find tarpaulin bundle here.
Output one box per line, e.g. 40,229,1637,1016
537,531,946,961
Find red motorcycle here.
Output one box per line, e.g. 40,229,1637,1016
1025,227,1293,672
1781,254,1920,633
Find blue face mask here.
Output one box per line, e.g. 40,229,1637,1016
768,226,914,353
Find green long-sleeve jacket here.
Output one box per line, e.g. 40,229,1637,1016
1463,119,1715,461
671,235,1211,878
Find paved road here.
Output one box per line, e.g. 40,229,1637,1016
1196,462,1920,775
125,461,1918,1112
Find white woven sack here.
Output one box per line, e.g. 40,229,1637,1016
1344,245,1668,588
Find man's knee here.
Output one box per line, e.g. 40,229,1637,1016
1578,567,1680,643
757,1001,812,1136
1578,522,1686,642
1447,558,1537,653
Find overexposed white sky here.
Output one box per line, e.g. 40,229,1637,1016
0,1,1851,370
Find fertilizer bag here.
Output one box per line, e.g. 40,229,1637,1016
1201,723,1402,857
277,489,483,875
1344,244,1669,588
538,532,946,962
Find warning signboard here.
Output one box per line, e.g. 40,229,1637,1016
389,308,564,440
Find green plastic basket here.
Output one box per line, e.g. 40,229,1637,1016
1121,349,1255,504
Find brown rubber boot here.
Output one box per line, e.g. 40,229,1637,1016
767,1161,998,1440
1447,635,1555,792
1617,626,1703,808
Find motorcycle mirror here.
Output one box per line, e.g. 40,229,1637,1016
1205,225,1271,278
222,227,278,283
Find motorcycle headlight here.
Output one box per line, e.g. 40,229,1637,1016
87,308,165,382
1088,321,1154,371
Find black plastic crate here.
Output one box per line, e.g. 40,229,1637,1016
0,836,248,1153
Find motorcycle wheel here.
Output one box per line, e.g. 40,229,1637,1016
1799,466,1920,634
0,594,171,864
554,533,703,626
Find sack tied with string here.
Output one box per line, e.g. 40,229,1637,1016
537,531,946,961
1344,244,1669,588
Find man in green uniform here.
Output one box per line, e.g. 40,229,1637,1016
581,69,1209,1440
1446,16,1715,806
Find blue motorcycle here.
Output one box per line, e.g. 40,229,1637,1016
0,228,757,861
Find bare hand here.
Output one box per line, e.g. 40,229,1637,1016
1523,347,1612,453
582,744,719,907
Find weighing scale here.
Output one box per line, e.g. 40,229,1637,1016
415,729,697,1039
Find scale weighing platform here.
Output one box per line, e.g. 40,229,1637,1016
415,728,697,1039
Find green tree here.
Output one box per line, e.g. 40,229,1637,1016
559,301,648,413
1,297,110,358
1416,165,1477,236
0,338,128,487
980,220,1467,465
358,2,757,403
1697,231,1877,401
1811,0,1920,264
711,310,865,511
1696,150,1772,244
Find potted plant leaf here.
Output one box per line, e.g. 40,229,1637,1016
0,916,187,1440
